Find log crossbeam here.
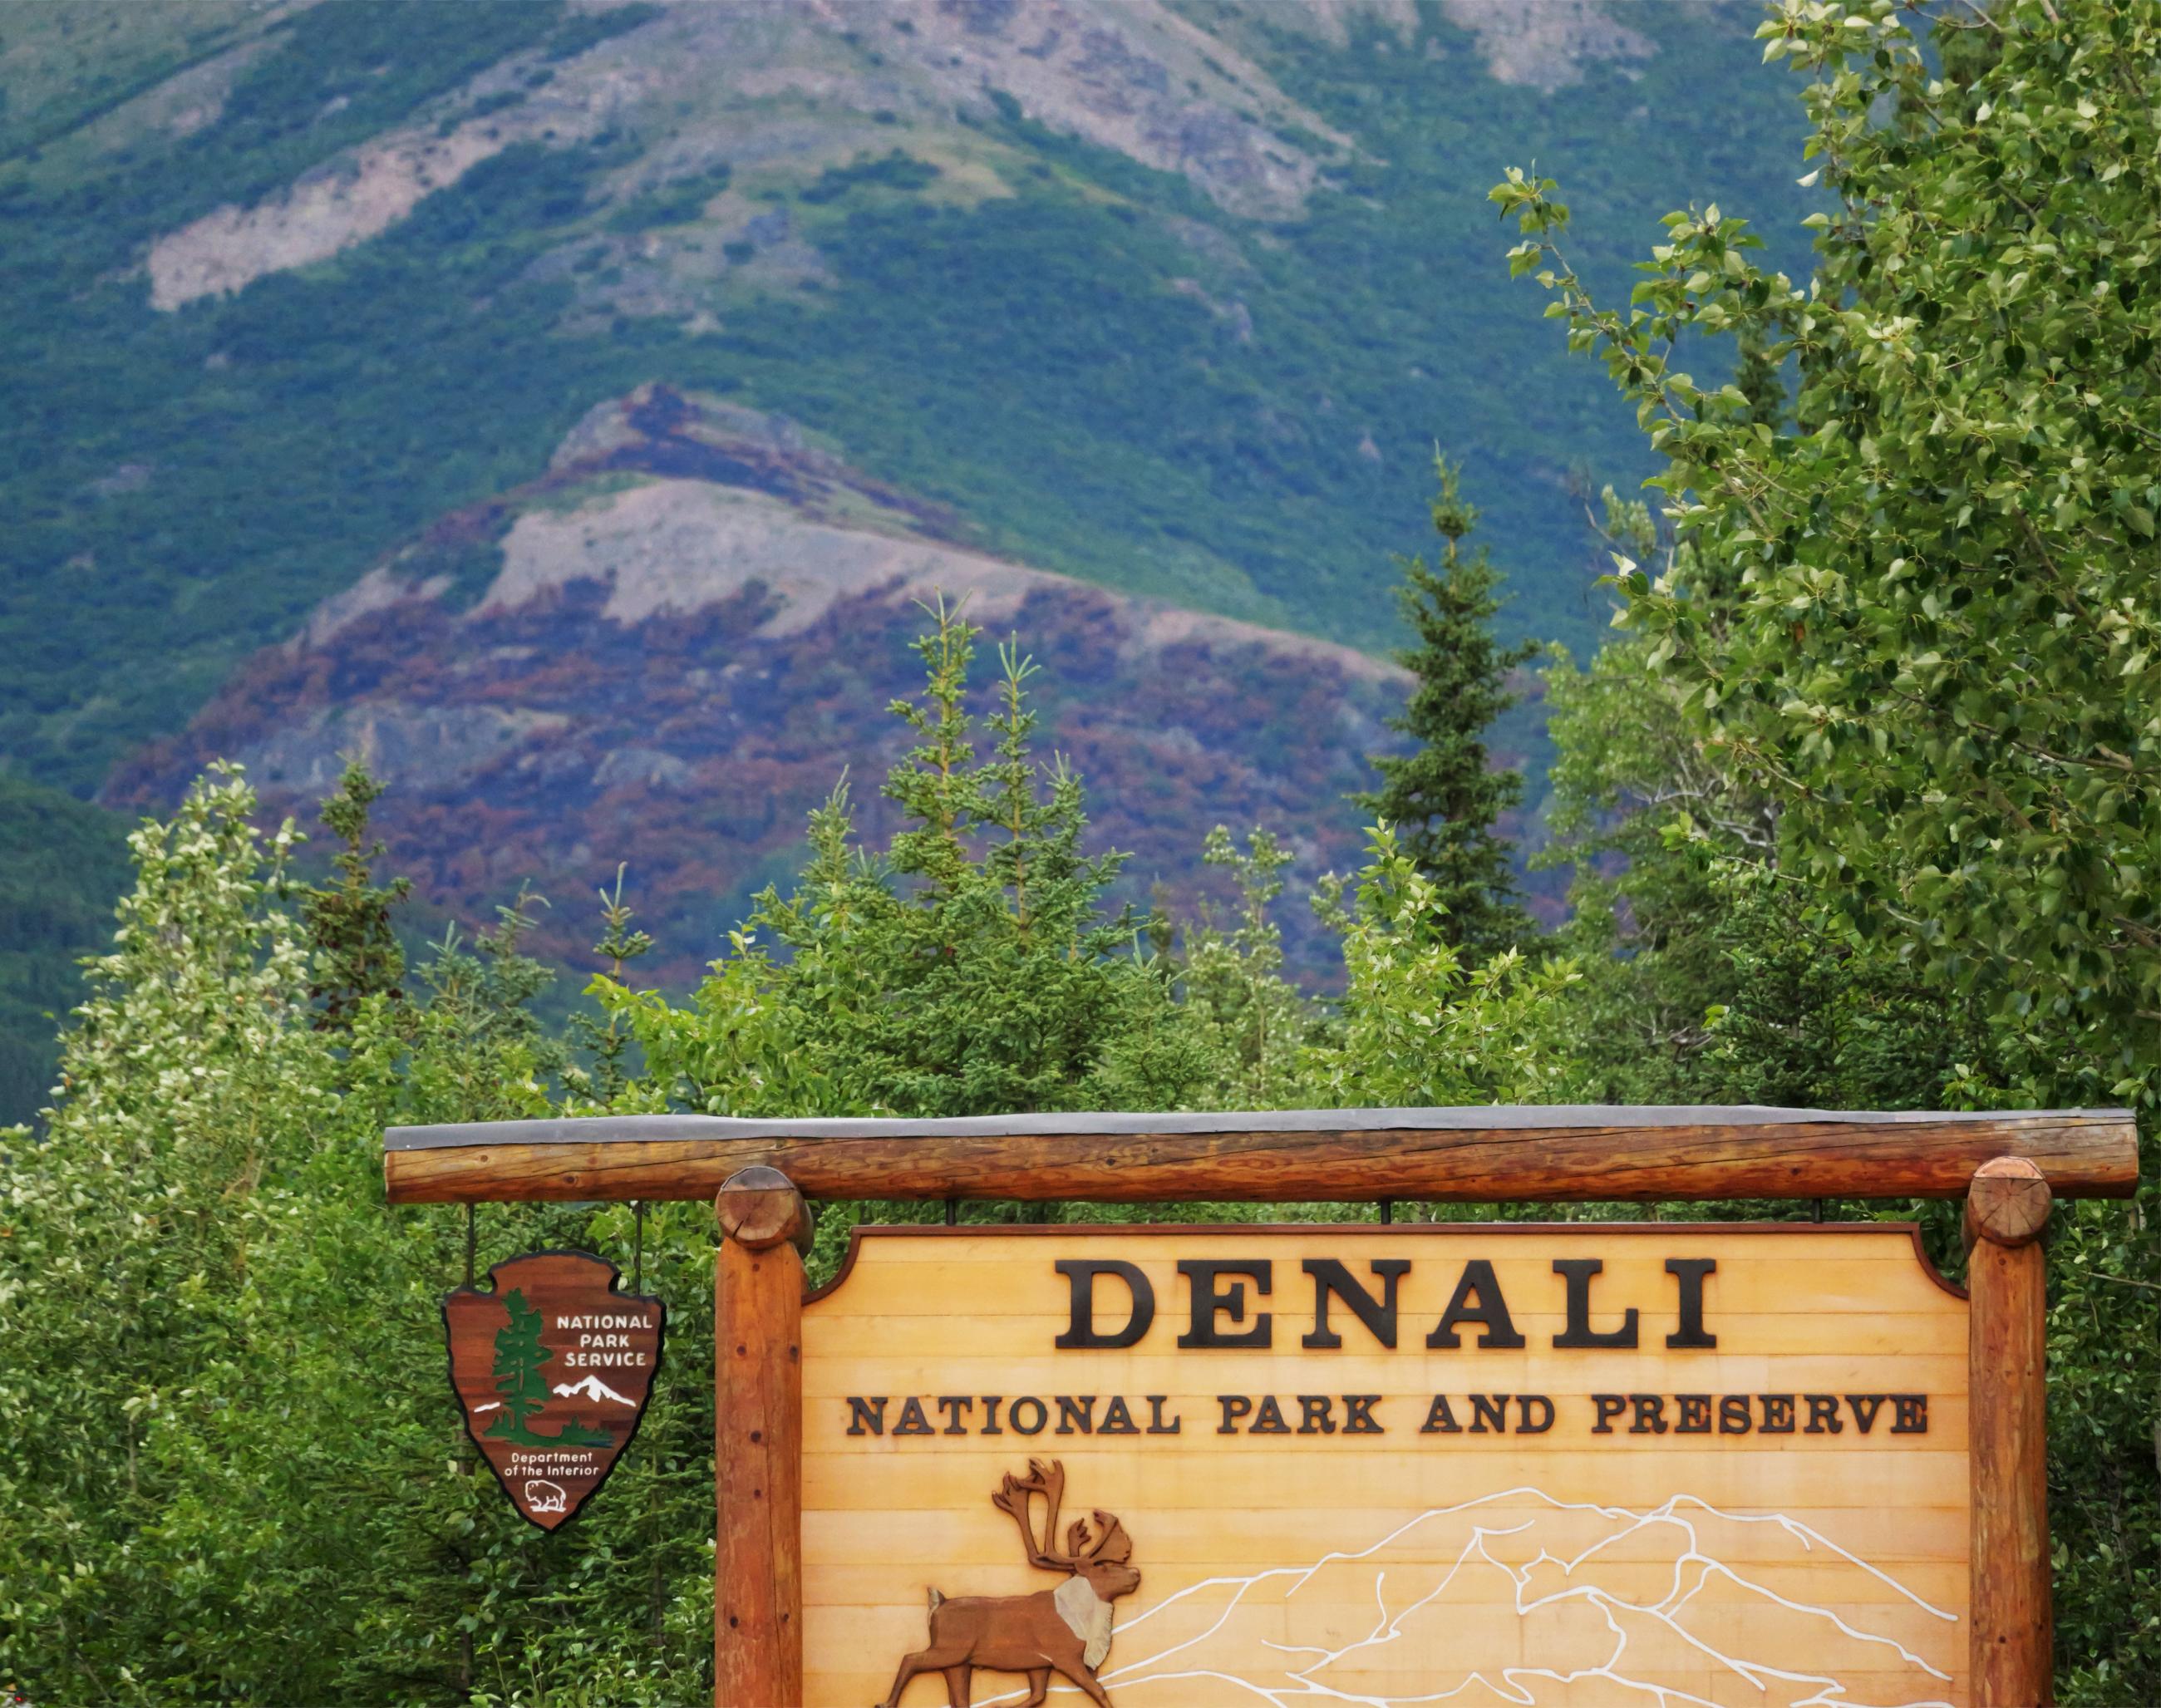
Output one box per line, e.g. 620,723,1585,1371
381,1105,2139,1206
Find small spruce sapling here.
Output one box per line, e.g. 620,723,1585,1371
570,864,653,1103
295,760,411,1028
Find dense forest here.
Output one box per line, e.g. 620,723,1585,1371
3,1,2158,1704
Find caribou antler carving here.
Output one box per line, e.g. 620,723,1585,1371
878,1459,1140,1707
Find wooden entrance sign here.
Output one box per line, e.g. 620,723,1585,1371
382,1105,2141,1707
444,1251,664,1530
814,1223,1966,1708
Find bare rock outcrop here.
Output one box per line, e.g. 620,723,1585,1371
110,388,1411,985
144,0,1342,311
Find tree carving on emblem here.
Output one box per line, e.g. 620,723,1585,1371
879,1459,1140,1707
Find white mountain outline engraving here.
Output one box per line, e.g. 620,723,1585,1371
977,1489,1958,1708
549,1374,635,1406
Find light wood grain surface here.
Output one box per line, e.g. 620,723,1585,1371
800,1224,1970,1708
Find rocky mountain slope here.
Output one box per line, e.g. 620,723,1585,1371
1,0,1814,1112
2,0,1810,795
107,387,1430,986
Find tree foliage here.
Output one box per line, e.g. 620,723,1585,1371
1494,0,2161,1098
0,771,713,1703
294,758,412,1027
1356,455,1539,958
598,601,1216,1122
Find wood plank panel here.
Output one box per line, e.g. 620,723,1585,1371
381,1105,2139,1203
801,1225,1970,1708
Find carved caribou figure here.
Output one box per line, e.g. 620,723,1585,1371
877,1459,1140,1707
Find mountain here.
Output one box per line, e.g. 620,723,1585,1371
0,0,1817,1109
106,386,1421,989
1,0,1812,795
552,1375,636,1408
1090,1490,1961,1708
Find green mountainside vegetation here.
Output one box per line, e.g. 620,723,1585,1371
0,773,131,1120
3,2,2157,1701
0,0,1811,796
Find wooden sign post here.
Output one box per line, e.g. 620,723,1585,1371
1965,1156,2054,1708
714,1166,810,1706
384,1105,2139,1708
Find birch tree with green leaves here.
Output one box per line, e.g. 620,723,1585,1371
1493,0,2161,1104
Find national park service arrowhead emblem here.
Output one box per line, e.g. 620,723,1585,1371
443,1251,665,1530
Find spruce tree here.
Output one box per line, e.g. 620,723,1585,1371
1356,455,1537,957
569,864,653,1103
295,760,411,1027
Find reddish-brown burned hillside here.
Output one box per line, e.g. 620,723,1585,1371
110,387,1479,985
